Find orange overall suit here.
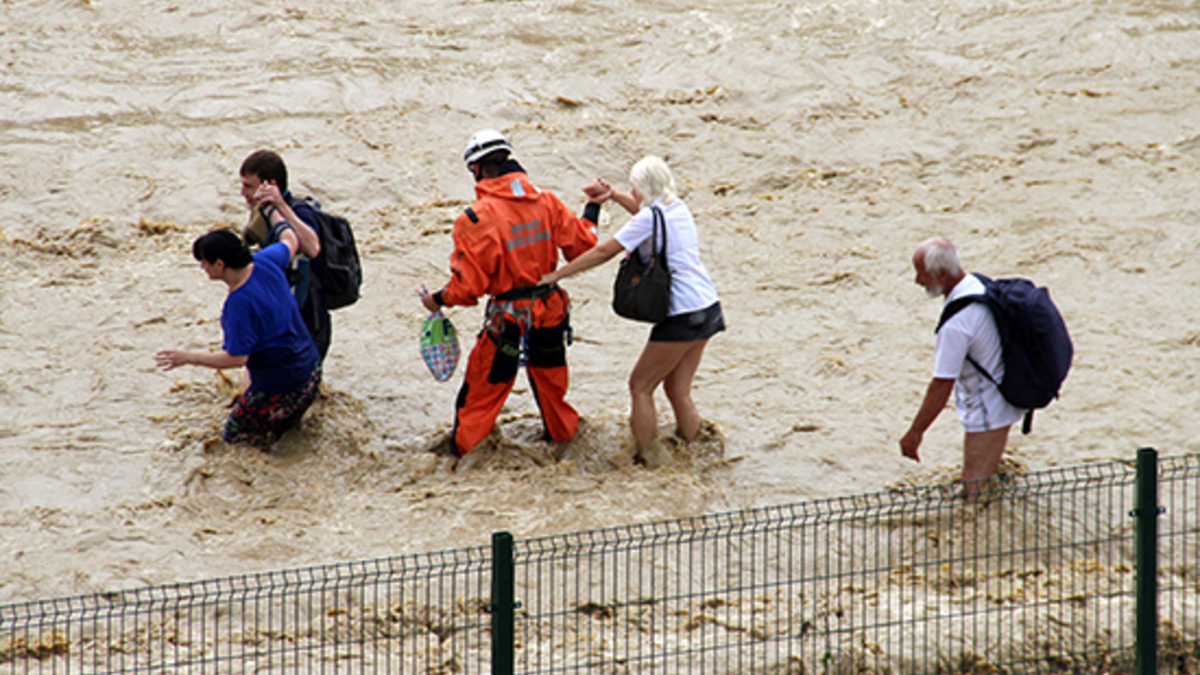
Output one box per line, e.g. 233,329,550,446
436,166,598,455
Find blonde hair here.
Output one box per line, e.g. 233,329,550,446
629,156,678,206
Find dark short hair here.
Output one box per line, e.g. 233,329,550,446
240,149,288,192
193,229,252,269
473,149,510,167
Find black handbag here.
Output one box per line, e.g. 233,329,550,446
612,206,671,323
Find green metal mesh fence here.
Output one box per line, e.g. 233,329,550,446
1156,455,1200,671
2,453,1197,674
0,548,495,674
508,456,1192,674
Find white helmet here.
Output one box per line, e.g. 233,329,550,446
463,129,512,165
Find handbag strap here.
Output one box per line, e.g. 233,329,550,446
650,205,667,259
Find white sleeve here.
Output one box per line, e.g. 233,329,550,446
613,208,654,253
933,322,970,379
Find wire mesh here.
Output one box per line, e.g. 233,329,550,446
1,547,493,675
508,457,1196,674
2,454,1198,675
1158,455,1200,672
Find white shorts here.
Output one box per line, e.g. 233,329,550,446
954,380,1026,433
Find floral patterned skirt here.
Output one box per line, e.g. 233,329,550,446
223,364,322,448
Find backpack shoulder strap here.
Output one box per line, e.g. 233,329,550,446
285,194,324,236
965,354,997,385
934,273,992,333
936,274,1001,385
941,299,1001,387
936,296,982,333
285,193,316,215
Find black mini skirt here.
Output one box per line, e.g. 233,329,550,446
649,301,726,343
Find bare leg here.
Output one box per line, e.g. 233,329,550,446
628,340,707,450
962,425,1011,500
628,381,658,451
661,339,708,442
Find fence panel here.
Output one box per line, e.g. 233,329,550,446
1,548,493,675
2,454,1198,675
1158,454,1200,672
508,461,1158,674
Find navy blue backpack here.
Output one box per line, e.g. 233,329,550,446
937,273,1073,434
288,195,362,311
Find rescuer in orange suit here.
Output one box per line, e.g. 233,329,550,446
420,130,605,457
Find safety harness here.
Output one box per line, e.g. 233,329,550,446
484,284,571,366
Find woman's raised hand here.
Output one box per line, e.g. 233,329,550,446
583,178,613,203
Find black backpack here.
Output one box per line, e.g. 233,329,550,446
291,196,362,311
937,273,1073,434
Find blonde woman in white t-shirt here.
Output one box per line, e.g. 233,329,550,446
539,156,725,464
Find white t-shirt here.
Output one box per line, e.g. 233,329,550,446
613,198,719,317
934,274,1024,431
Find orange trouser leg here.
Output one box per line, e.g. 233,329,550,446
453,332,517,455
525,290,578,443
453,289,579,454
528,363,579,443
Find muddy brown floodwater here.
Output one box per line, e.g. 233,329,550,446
1,0,1198,603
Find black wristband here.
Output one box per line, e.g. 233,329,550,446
432,290,447,307
582,202,601,224
267,220,294,241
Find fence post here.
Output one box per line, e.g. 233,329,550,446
1134,447,1158,675
492,531,516,675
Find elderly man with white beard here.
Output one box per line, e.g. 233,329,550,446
900,237,1026,500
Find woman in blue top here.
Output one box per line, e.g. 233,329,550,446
156,229,321,448
540,156,725,462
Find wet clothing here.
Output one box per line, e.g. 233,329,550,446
225,363,322,446
439,162,599,455
935,273,1025,433
613,197,719,318
221,243,322,446
257,192,331,362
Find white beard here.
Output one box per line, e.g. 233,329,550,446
925,284,943,299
